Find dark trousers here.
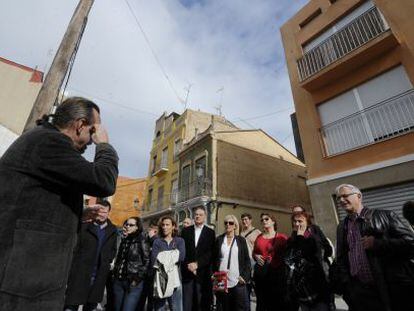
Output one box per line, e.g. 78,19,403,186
255,267,287,311
347,278,387,311
389,282,414,311
64,303,97,311
136,275,155,311
182,279,212,311
216,284,247,311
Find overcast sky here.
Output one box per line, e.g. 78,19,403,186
0,0,307,177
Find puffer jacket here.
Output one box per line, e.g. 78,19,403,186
336,208,414,309
113,232,150,282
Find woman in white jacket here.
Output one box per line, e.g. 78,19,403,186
150,216,186,311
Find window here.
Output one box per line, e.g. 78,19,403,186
319,66,414,155
195,156,207,196
151,155,157,174
157,186,164,210
147,189,153,210
299,8,322,29
161,147,168,168
181,164,191,201
174,139,182,158
195,156,206,181
303,0,374,52
171,179,178,204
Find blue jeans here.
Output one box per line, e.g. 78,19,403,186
154,286,183,311
113,279,144,311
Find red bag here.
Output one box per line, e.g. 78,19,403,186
212,271,228,293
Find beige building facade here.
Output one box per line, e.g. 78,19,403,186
0,57,43,155
281,0,414,241
141,109,237,225
175,126,310,235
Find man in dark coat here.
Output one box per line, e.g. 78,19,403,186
181,207,216,311
64,200,118,310
335,184,414,311
0,97,119,311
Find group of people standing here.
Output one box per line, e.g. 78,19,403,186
62,203,335,311
62,186,414,311
1,97,413,311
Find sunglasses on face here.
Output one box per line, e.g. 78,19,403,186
124,223,137,227
224,221,235,225
261,217,270,222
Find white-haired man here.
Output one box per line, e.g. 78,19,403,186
335,184,414,311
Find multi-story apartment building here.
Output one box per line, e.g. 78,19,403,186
0,57,43,155
281,0,414,240
141,110,237,224
174,122,310,234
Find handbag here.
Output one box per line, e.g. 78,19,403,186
212,237,236,293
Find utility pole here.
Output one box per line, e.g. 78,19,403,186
23,0,95,132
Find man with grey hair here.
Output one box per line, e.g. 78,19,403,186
335,184,414,311
0,97,119,310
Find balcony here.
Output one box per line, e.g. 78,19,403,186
297,7,390,83
320,90,414,156
178,179,212,203
152,162,169,177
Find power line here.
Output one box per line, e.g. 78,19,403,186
68,87,158,117
231,107,292,123
123,0,185,107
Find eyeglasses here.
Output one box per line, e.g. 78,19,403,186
261,217,270,222
224,221,235,225
124,223,137,227
336,193,358,203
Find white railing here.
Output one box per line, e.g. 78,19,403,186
320,90,414,156
178,179,212,203
297,7,389,81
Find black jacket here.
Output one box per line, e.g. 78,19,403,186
65,221,118,305
212,234,251,284
0,123,118,310
113,232,150,282
285,232,330,304
181,225,216,282
336,208,414,309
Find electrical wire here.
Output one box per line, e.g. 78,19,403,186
123,0,184,106
59,17,88,106
68,86,159,116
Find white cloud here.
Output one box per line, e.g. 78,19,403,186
0,0,308,177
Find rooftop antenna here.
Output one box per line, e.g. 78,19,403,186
215,86,224,116
183,83,193,110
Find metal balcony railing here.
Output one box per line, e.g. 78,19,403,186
297,7,389,81
178,179,212,203
320,90,414,156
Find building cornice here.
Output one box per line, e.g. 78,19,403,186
307,154,414,186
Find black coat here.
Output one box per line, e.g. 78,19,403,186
113,232,150,282
336,208,414,310
65,221,118,305
285,233,330,304
181,225,216,283
212,234,251,283
0,123,118,310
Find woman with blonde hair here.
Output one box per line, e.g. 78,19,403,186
212,215,251,311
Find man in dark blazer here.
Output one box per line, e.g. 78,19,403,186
181,207,216,311
0,97,118,311
64,200,118,311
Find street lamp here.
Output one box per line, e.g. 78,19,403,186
133,197,140,210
